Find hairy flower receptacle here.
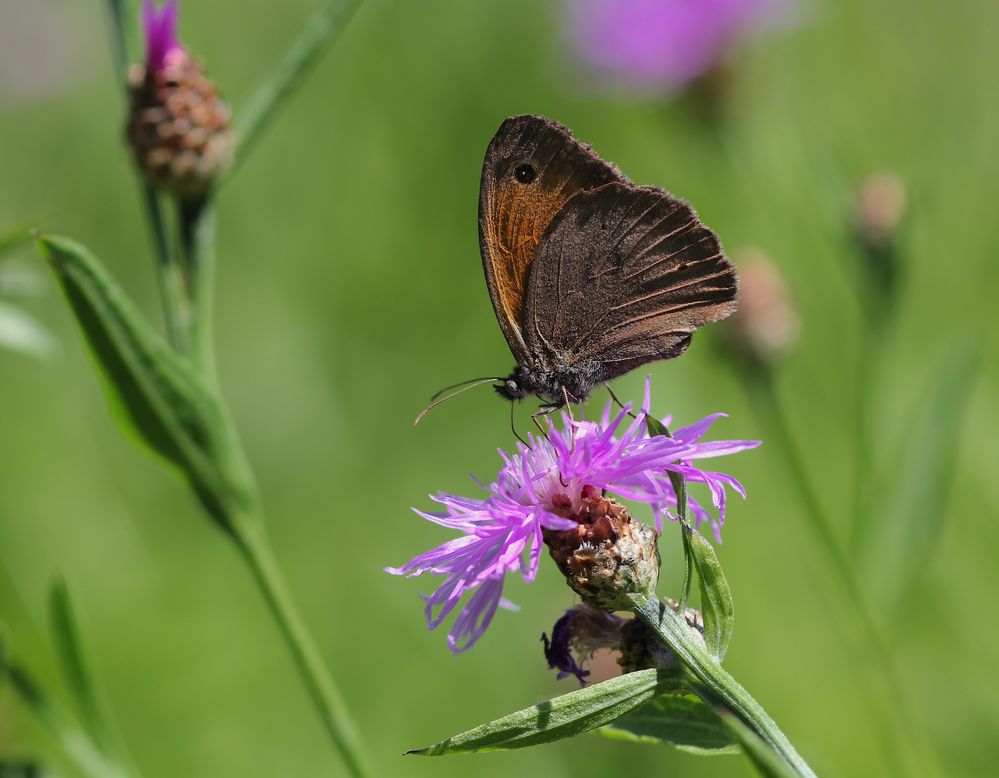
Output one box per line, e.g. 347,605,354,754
126,52,233,198
544,487,660,612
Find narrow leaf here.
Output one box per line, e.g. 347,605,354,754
600,693,738,754
232,0,364,176
37,234,255,527
687,525,735,661
6,663,131,778
716,708,797,778
409,669,676,755
646,416,694,604
49,579,113,754
875,338,982,605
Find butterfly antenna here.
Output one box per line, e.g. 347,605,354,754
429,376,503,402
414,377,501,426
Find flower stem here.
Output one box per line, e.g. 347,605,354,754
228,0,365,181
629,593,816,778
233,521,373,778
848,326,883,550
744,365,937,776
176,196,218,384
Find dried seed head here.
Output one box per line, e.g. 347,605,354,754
544,487,660,611
126,51,233,198
724,249,800,364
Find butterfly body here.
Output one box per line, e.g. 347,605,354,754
478,115,738,408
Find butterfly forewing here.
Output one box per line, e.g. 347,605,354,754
478,115,626,362
522,183,737,383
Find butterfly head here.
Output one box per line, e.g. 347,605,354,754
495,375,528,401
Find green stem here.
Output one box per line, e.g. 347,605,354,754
143,186,191,355
848,326,882,551
629,593,816,778
234,522,373,778
103,0,133,93
228,0,364,182
745,366,936,776
7,663,133,778
176,197,218,383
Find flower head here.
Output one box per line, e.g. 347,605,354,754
143,0,183,73
563,0,793,96
724,249,800,364
127,0,233,198
389,377,759,652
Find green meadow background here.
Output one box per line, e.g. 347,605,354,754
1,0,997,775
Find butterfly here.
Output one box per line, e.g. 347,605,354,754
418,115,738,423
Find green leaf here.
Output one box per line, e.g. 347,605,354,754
37,234,255,529
49,579,113,754
874,338,982,605
409,669,679,755
716,708,798,778
687,525,735,662
600,693,738,754
629,595,816,778
6,662,131,778
645,416,695,605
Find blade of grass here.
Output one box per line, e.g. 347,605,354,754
229,0,364,178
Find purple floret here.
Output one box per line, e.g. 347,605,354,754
143,0,183,73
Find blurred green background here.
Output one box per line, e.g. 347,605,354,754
1,0,998,775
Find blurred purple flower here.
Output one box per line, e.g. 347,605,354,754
388,377,759,652
143,0,184,73
563,0,792,95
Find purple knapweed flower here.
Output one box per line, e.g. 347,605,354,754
388,377,759,652
143,0,184,73
563,0,793,96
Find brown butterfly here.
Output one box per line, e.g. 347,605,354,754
419,115,738,422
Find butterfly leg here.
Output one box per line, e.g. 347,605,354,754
606,383,638,420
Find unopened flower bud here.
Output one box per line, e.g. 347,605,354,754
854,171,906,250
542,604,627,684
724,249,800,364
125,1,232,198
544,486,660,612
618,599,705,673
852,171,906,299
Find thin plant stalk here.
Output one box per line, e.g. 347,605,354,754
234,521,373,778
629,593,817,778
177,197,218,383
230,0,364,178
744,366,937,777
97,1,373,773
849,326,884,550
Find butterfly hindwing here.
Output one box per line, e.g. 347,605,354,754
522,183,738,383
478,115,626,364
